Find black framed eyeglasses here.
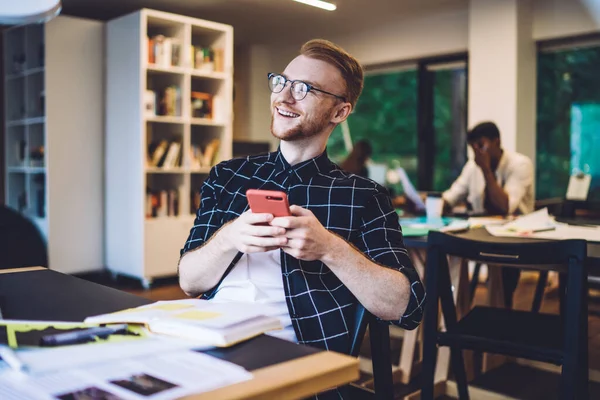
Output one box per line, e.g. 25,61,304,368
267,72,346,102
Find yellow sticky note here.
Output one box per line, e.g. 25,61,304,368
148,303,196,311
173,310,221,321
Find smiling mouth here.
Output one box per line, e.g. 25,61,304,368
276,107,300,118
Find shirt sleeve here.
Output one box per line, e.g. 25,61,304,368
442,162,472,207
355,189,425,330
503,158,534,215
180,163,223,257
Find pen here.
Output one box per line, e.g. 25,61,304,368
39,324,129,347
0,345,29,374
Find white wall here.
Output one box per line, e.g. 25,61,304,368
533,0,600,40
46,16,105,273
329,8,469,66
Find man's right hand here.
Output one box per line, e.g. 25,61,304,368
221,211,288,254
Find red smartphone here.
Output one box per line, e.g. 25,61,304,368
246,189,291,217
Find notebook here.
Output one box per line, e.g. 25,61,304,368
84,299,283,347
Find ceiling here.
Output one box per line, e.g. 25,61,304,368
61,0,467,45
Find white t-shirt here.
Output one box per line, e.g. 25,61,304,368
442,150,534,215
210,250,298,343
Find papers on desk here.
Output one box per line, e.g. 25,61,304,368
0,347,252,400
400,217,470,236
485,208,600,242
84,299,283,347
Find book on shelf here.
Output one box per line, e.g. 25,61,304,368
84,299,283,347
191,91,213,119
190,46,224,72
143,90,156,117
147,35,181,68
147,140,182,168
146,186,184,218
189,138,221,169
145,86,182,117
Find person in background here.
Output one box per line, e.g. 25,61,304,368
340,139,372,178
442,121,534,308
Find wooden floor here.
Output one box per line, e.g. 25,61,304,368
103,273,600,399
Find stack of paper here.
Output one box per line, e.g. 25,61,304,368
485,208,600,242
0,347,252,400
84,299,283,347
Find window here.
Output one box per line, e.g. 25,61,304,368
327,67,418,195
328,55,467,196
537,40,600,200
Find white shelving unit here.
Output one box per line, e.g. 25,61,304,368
105,9,233,287
3,16,104,274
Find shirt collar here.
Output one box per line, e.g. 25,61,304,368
272,147,333,183
496,149,510,174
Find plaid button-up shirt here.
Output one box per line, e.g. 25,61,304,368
181,149,425,355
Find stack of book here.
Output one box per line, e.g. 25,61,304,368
146,187,184,218
147,35,182,67
190,138,220,169
147,140,182,169
191,46,224,72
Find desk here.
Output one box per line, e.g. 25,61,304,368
0,267,359,400
404,227,600,269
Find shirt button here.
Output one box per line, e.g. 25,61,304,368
288,169,293,174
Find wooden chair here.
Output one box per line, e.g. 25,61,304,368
422,231,588,400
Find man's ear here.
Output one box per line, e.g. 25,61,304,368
330,102,352,124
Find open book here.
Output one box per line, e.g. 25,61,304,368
84,299,282,347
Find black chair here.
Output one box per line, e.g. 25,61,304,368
346,304,394,400
422,231,588,400
0,205,48,269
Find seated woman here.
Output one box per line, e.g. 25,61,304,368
340,139,372,178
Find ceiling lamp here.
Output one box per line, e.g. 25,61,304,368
1,0,62,25
293,0,337,11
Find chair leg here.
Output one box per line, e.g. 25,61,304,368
369,321,394,400
531,270,548,313
438,260,470,400
560,262,586,400
469,262,481,305
450,346,470,400
422,249,442,400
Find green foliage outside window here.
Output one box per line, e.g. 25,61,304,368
537,46,600,200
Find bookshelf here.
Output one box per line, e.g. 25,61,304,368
2,16,104,274
105,9,233,288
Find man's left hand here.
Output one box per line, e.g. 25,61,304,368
473,145,492,173
270,205,335,261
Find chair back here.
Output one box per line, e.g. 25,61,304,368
427,230,587,273
0,205,48,269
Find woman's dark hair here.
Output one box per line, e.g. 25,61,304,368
340,140,372,177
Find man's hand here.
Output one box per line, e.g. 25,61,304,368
473,144,492,173
221,210,288,253
270,205,334,261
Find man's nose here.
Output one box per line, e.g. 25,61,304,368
275,82,296,103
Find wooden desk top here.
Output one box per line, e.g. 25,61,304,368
185,351,358,400
0,268,359,399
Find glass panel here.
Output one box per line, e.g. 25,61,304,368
537,46,600,200
327,69,418,195
431,67,467,192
